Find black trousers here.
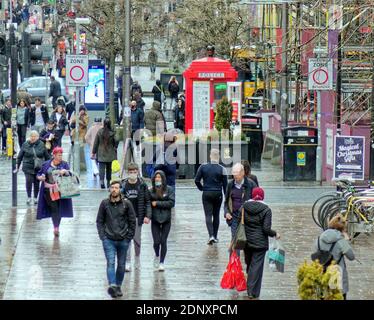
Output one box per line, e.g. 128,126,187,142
25,173,40,198
1,124,10,151
244,247,267,298
56,130,65,147
99,162,112,185
44,190,61,228
151,220,171,263
202,191,222,239
17,124,27,148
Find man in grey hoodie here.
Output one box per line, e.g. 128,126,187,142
315,214,355,299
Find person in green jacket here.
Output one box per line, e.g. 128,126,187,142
92,118,119,189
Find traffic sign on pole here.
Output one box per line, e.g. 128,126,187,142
66,54,88,87
308,58,333,90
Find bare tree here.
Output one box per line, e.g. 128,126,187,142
172,0,250,62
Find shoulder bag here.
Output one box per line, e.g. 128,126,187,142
232,208,247,250
32,146,44,171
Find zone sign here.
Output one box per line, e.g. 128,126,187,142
66,55,89,87
308,58,333,91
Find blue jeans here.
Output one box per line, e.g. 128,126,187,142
102,238,130,286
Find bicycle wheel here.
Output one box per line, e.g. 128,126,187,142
312,193,338,228
322,201,347,230
347,211,361,240
318,198,342,229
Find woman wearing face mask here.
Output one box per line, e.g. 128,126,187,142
36,147,74,237
149,170,175,271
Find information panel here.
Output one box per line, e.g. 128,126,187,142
193,81,210,136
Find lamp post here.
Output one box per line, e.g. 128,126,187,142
73,17,90,175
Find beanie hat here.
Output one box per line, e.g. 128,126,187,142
252,187,264,201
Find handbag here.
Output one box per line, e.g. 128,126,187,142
49,184,60,201
32,146,44,171
55,171,80,199
60,67,66,78
232,208,247,250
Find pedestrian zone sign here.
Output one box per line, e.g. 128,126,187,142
66,55,89,87
308,58,333,90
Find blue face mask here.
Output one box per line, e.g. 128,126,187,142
155,181,162,187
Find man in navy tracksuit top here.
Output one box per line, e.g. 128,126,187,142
194,149,228,244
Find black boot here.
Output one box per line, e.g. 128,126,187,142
115,286,123,297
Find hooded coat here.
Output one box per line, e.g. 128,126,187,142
242,200,277,250
17,139,50,175
144,101,165,135
315,229,355,294
92,128,118,163
149,170,175,224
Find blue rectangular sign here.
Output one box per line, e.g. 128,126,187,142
333,136,365,181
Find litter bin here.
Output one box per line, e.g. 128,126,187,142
282,126,317,181
241,114,263,166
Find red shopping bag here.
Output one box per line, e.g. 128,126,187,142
233,256,247,292
50,185,60,201
220,251,237,289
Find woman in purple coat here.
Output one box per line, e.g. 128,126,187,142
37,147,73,237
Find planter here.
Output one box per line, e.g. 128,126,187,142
195,140,249,173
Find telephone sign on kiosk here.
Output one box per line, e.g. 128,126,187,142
66,55,89,87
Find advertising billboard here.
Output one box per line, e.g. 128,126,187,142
84,61,105,110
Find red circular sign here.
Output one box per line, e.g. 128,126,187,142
312,68,328,85
70,65,84,82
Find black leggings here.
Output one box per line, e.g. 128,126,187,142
202,191,222,239
99,162,112,185
151,220,171,263
17,124,27,148
44,190,61,228
25,173,40,198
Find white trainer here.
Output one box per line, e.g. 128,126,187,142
158,263,165,272
125,263,131,272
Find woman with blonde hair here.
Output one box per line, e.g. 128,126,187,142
314,214,355,299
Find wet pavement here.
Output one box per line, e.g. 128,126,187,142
1,182,374,300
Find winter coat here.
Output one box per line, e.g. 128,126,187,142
152,85,165,104
168,81,180,99
242,200,277,250
0,106,12,124
16,106,30,126
224,177,257,217
70,113,89,143
96,196,136,241
17,139,50,175
85,123,103,153
39,128,59,153
92,128,118,163
50,112,68,133
194,162,228,193
154,141,178,187
149,171,175,224
136,98,146,110
36,160,74,220
49,80,62,98
29,105,49,126
121,177,152,225
174,105,185,131
144,101,165,136
130,107,144,132
316,229,355,294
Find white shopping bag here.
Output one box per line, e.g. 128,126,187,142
91,159,99,175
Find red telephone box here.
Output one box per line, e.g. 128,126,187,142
183,57,238,135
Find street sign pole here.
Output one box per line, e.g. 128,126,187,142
11,42,18,207
75,22,81,176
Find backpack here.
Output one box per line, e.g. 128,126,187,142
169,82,179,93
311,237,342,271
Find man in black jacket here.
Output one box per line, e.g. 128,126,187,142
49,76,62,107
121,163,151,271
194,149,228,245
224,163,257,241
96,180,136,298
